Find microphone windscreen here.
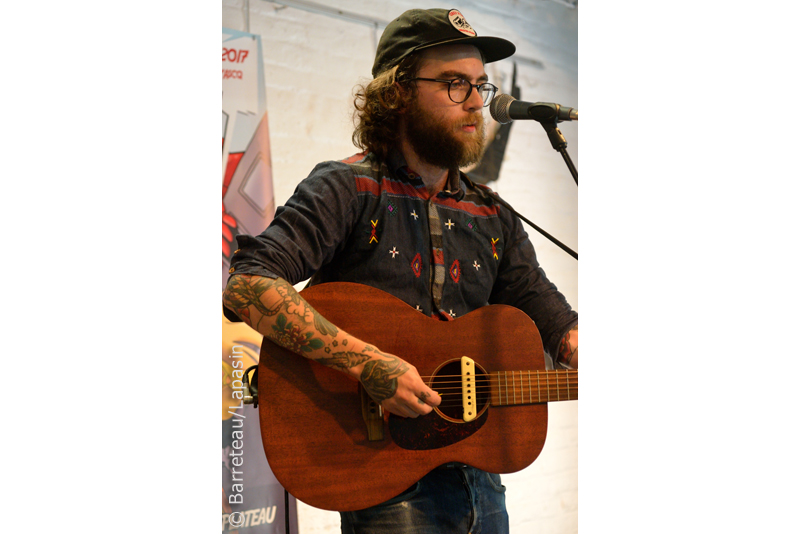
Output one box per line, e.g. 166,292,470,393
489,93,515,124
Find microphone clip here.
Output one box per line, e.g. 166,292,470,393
527,102,578,124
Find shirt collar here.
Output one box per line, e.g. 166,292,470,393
387,148,466,201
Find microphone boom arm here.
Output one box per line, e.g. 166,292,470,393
540,121,578,185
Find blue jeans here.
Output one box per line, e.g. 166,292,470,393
340,464,509,534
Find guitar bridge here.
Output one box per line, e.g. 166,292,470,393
360,384,384,441
461,356,477,422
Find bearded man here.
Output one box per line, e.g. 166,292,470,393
223,7,578,534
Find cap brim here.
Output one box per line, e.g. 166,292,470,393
413,35,516,64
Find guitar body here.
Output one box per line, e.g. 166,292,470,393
257,282,549,512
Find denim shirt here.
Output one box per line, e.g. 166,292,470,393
225,150,577,359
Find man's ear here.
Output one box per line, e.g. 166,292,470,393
394,81,411,114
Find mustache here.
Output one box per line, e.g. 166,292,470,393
457,113,484,128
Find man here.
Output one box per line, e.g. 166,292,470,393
223,7,578,533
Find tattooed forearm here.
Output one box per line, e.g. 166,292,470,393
224,275,339,340
273,278,305,310
269,313,325,354
313,313,340,338
224,274,383,383
360,357,409,402
315,351,371,372
273,278,339,337
223,275,283,327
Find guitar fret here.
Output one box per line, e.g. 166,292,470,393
556,370,560,401
537,371,541,402
499,372,503,405
546,372,550,401
528,371,531,404
493,370,578,405
512,371,516,404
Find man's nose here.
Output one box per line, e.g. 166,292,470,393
464,85,484,111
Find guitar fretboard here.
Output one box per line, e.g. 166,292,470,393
490,370,578,405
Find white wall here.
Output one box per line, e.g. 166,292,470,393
222,1,579,532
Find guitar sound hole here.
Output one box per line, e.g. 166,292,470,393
431,360,489,422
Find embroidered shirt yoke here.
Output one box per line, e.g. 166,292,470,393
225,150,577,359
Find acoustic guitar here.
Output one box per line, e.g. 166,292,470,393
256,282,577,512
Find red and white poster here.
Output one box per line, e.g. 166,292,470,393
221,27,296,533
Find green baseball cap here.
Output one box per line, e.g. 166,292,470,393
372,8,516,77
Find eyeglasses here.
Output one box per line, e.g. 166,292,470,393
409,77,498,107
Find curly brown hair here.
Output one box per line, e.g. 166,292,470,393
351,54,425,161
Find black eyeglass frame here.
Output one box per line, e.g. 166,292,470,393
408,77,498,107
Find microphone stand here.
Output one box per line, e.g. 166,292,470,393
540,121,578,186
486,94,578,259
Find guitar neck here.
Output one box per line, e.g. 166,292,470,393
490,369,578,406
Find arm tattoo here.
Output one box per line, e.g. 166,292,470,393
269,313,324,354
315,351,371,372
273,278,340,337
313,313,340,338
223,275,282,327
360,356,409,402
224,274,339,338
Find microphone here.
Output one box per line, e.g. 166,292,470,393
490,93,578,124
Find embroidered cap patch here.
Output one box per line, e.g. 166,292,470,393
448,10,476,37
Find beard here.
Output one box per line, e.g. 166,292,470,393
404,98,486,170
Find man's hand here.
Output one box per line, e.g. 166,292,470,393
557,325,578,369
358,350,441,418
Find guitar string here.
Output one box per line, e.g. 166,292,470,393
418,383,578,397
415,372,577,407
419,376,577,385
421,383,578,394
419,383,578,407
412,381,579,408
424,396,577,409
418,371,577,379
427,395,578,409
426,384,578,393
428,386,579,397
418,376,578,388
422,369,578,378
419,372,577,382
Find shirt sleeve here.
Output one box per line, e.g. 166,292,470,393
489,205,578,360
223,160,361,321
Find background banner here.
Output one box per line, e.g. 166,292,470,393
221,27,297,534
